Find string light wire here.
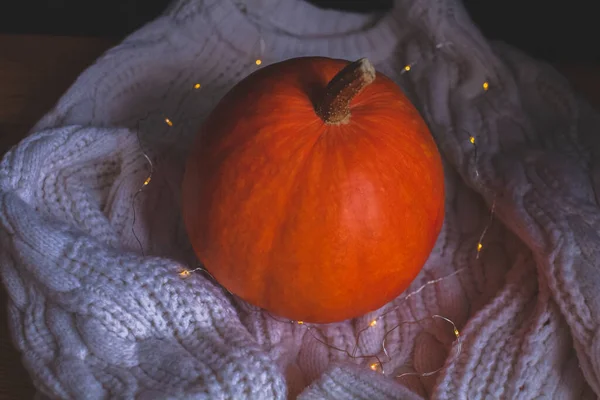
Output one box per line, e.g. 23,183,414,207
401,42,453,75
476,195,497,259
393,315,461,379
462,127,497,258
260,269,466,376
131,113,155,256
178,264,464,377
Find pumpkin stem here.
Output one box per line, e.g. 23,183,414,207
316,58,376,124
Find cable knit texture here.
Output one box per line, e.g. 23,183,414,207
1,0,600,398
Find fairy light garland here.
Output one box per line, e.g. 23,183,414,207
299,290,464,377
130,48,262,254
255,37,266,66
476,196,496,259
131,112,156,256
179,267,204,278
181,263,465,377
131,40,499,381
465,81,497,258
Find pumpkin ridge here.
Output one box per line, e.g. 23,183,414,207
261,122,329,317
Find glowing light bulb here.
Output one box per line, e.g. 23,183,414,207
142,176,152,186
403,64,411,72
194,83,201,89
255,59,262,66
369,362,382,373
482,81,489,91
179,270,191,277
477,243,483,252
164,118,173,127
369,320,377,327
469,136,476,145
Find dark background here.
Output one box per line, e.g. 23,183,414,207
0,0,598,63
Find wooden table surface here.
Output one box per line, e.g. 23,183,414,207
0,34,599,399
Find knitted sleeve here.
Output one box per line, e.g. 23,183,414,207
0,126,286,398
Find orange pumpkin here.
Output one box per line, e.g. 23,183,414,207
182,57,445,324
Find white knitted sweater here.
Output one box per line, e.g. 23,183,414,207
2,0,600,398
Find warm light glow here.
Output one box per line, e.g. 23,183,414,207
143,176,152,186
179,270,191,277
453,328,460,337
370,362,381,372
164,118,173,127
255,59,262,65
297,320,304,325
477,242,483,252
194,83,201,89
469,136,476,144
369,320,377,327
482,81,489,91
404,64,411,72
